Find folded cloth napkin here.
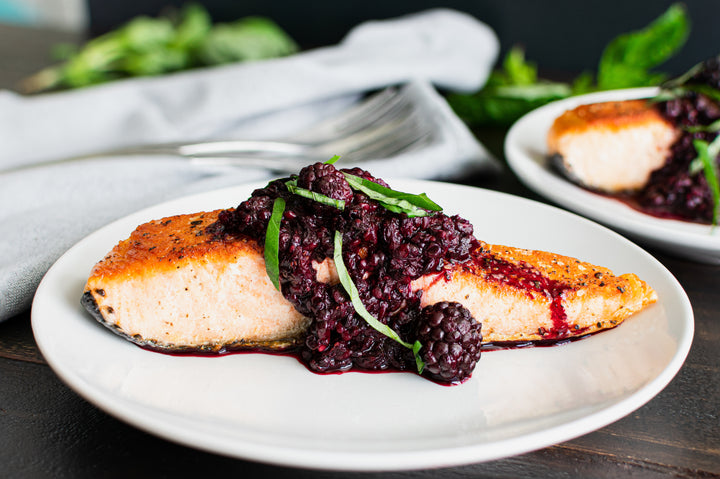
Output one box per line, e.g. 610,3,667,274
0,8,500,321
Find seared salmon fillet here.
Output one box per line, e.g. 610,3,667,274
547,99,678,193
412,242,656,344
82,210,311,352
83,210,656,351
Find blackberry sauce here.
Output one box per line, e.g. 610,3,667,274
466,253,571,338
635,57,720,223
209,163,479,375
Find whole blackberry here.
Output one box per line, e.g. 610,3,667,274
416,302,482,384
297,162,353,202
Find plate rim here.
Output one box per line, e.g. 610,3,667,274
31,179,695,471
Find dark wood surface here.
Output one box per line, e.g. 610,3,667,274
1,24,719,479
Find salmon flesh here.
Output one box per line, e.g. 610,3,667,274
82,210,657,352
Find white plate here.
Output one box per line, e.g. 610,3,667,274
32,180,693,471
505,87,720,264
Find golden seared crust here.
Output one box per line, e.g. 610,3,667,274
89,209,255,279
484,242,636,292
546,99,678,192
547,100,669,147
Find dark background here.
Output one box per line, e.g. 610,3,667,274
87,0,719,77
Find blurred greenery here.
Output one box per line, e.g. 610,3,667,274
448,3,691,126
21,3,298,93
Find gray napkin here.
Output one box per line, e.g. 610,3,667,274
0,9,500,321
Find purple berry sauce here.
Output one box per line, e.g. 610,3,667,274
627,57,720,224
209,163,478,378
466,253,572,339
207,163,580,383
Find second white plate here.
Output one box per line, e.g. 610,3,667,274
505,87,720,264
32,179,693,471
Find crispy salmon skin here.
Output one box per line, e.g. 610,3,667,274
83,211,656,352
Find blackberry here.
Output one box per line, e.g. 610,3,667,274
416,302,482,384
297,162,354,202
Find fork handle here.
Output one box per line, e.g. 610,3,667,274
178,140,308,157
188,155,325,172
0,140,315,175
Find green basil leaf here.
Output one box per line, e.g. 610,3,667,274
691,139,720,226
342,173,442,217
285,182,345,209
502,46,537,86
196,16,298,65
661,60,705,90
324,155,341,165
682,84,720,104
597,3,689,90
333,231,425,373
264,197,285,290
689,157,704,175
685,118,720,134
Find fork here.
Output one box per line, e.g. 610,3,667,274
7,85,435,174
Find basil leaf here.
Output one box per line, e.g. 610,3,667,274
447,49,571,127
324,155,341,165
681,84,720,104
286,181,345,209
503,45,538,85
197,16,298,65
264,197,285,290
691,139,720,226
342,173,442,217
685,119,720,134
597,3,689,90
661,58,706,90
333,231,425,374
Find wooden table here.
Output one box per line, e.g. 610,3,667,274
1,24,719,478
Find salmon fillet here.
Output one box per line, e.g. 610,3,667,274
82,210,311,352
82,210,657,352
547,99,678,193
412,243,656,343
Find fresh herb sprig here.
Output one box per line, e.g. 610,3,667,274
342,173,442,217
654,56,720,105
21,3,298,93
264,197,285,290
261,163,444,373
684,119,720,134
285,179,346,210
448,3,690,126
333,231,425,373
690,138,720,226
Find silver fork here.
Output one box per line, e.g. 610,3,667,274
6,85,435,174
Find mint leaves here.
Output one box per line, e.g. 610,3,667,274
333,231,425,374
